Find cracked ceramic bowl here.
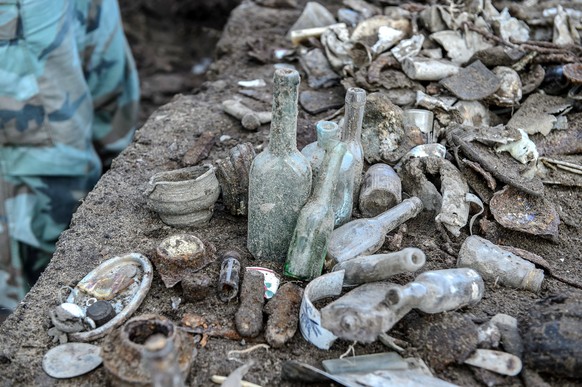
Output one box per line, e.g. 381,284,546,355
145,165,220,228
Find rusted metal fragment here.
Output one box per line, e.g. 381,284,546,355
181,313,242,341
181,273,213,303
235,271,265,338
524,293,582,378
447,126,544,196
181,131,216,167
263,282,303,348
215,143,255,216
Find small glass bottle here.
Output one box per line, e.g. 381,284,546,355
285,142,347,280
386,268,485,317
143,334,185,387
302,121,355,227
341,87,366,204
358,163,402,218
327,197,423,265
247,68,312,261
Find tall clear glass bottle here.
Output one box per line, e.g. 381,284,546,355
327,197,423,265
247,68,312,261
302,121,355,227
341,87,366,203
285,142,347,280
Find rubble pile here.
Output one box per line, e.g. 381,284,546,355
39,1,582,386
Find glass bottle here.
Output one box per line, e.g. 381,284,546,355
327,197,423,266
341,87,366,203
302,121,355,227
386,268,485,317
143,334,185,387
285,142,347,280
247,68,312,261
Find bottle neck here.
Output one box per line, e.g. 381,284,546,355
270,69,300,156
312,143,347,204
316,121,340,151
372,197,421,232
342,88,365,143
399,282,427,309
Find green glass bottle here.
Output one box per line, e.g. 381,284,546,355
247,68,312,261
284,142,347,280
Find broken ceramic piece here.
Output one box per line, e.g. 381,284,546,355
431,28,494,65
70,254,151,342
145,165,220,228
215,142,255,216
371,26,405,55
506,93,571,136
299,270,344,350
489,7,530,43
486,66,522,107
454,100,491,127
390,34,424,62
321,23,353,71
399,157,470,236
402,57,460,81
43,343,102,379
102,314,195,385
299,48,341,89
489,185,560,241
440,61,500,101
351,15,410,47
332,247,426,286
553,5,580,46
288,2,336,38
154,234,216,288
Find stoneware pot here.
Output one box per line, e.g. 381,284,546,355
145,165,220,228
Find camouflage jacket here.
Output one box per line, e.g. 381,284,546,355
0,0,139,309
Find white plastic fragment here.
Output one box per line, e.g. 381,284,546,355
495,129,539,164
238,79,267,88
371,26,405,55
401,57,459,81
299,270,344,350
464,349,523,376
391,34,424,62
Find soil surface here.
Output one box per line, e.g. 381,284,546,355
1,1,582,386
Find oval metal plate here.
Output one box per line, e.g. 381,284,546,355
42,343,102,379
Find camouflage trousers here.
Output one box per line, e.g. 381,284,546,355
0,0,140,310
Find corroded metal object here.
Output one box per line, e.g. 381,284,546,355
235,270,265,338
145,165,220,228
154,234,216,288
399,156,470,236
264,282,303,348
215,143,255,216
101,314,195,386
42,343,102,379
59,253,153,343
218,252,242,302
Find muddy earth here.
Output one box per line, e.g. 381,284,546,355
1,1,582,386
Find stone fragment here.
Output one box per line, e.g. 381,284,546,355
440,61,501,100
299,48,340,89
299,88,345,115
506,93,572,136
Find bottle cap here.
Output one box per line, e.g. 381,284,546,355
86,301,116,327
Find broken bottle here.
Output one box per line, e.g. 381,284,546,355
285,142,347,280
247,68,312,261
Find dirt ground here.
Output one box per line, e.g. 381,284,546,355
1,1,581,386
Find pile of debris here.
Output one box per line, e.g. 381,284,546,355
40,1,582,386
